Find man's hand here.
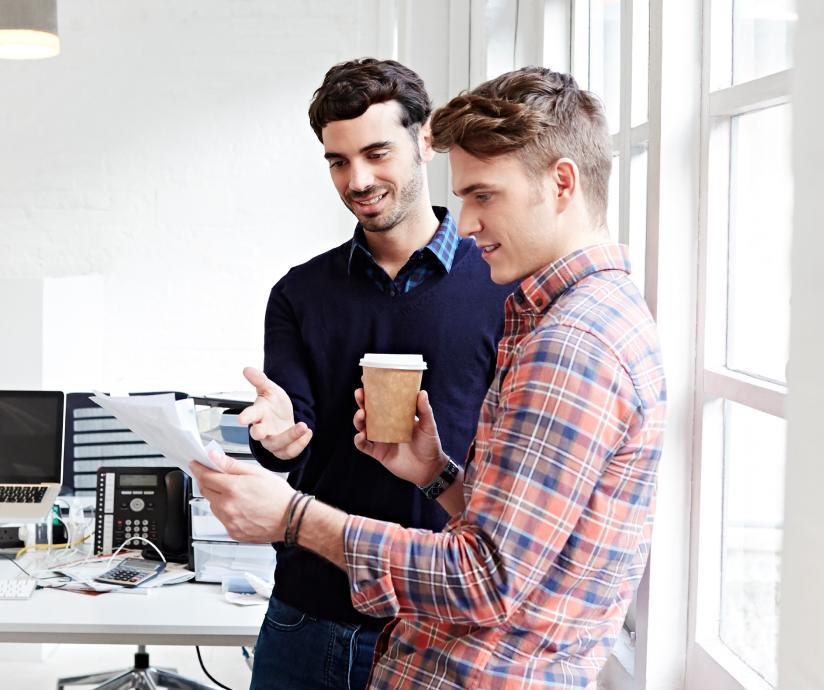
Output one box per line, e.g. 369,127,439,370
353,388,448,487
189,449,295,543
238,366,312,460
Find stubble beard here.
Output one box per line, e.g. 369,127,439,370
348,163,424,234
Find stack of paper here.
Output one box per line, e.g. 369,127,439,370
54,559,195,594
90,392,225,474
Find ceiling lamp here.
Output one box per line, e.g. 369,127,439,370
0,0,59,60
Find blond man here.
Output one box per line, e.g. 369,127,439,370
193,67,666,689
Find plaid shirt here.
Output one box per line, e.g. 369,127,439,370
348,208,459,295
344,244,666,689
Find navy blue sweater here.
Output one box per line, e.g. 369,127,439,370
252,231,513,628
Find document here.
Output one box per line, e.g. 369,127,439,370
90,392,225,473
54,559,195,593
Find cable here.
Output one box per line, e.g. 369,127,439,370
0,552,34,577
15,530,93,559
103,536,167,571
53,497,72,511
195,646,234,690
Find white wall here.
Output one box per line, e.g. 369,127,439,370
0,0,389,394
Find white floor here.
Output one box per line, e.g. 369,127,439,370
0,643,253,690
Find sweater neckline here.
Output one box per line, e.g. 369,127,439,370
347,238,476,302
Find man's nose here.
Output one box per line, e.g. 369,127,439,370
348,161,375,193
457,206,481,238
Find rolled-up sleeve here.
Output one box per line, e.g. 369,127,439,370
343,325,640,626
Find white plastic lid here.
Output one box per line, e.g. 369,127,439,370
359,353,427,370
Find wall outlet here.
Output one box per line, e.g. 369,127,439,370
0,526,23,548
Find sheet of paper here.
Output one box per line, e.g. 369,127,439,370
192,514,234,542
90,392,225,473
55,559,195,590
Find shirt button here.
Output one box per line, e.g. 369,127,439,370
514,291,525,305
535,297,544,307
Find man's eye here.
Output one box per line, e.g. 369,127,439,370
328,159,345,169
367,151,388,160
475,193,492,203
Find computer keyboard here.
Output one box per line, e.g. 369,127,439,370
0,577,37,599
0,485,47,503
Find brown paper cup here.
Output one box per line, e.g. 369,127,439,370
362,366,424,443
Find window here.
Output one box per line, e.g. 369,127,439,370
568,0,651,679
690,1,795,689
571,0,649,296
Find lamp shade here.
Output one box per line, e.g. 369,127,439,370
0,0,59,59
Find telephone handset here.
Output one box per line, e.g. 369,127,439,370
94,467,190,563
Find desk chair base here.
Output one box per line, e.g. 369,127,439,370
57,646,217,690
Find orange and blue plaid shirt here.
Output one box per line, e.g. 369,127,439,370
343,244,666,689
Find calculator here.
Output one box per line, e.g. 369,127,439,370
94,558,166,587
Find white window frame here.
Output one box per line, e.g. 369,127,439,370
566,1,658,686
405,2,703,687
686,1,792,689
568,1,704,689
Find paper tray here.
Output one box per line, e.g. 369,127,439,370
192,540,276,583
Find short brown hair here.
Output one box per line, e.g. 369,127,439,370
431,67,612,225
308,58,432,142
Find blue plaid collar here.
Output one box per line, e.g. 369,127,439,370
347,207,459,275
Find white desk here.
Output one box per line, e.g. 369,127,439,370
0,574,264,646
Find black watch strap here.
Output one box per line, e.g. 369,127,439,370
418,458,460,500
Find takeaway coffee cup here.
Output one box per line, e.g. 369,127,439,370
359,353,428,443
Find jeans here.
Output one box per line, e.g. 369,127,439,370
249,596,381,690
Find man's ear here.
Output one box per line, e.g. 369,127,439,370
552,158,578,213
418,118,436,163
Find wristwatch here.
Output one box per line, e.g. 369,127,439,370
418,458,460,500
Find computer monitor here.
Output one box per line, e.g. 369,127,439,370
0,390,64,522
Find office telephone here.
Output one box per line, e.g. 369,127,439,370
94,467,190,562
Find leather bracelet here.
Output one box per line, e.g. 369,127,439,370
417,458,460,500
291,495,315,547
283,491,305,546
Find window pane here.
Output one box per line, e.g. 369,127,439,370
733,0,796,84
607,152,619,242
631,0,649,127
589,0,621,134
629,144,647,294
711,0,796,89
720,401,785,687
727,104,791,383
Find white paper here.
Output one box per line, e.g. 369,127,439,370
191,514,234,541
55,559,195,590
243,571,274,599
90,391,225,473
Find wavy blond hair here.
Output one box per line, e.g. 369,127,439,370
431,67,612,225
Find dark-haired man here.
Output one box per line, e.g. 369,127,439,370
235,59,513,690
194,66,665,689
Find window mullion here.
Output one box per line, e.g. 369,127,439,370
617,0,633,245
571,0,590,86
703,368,786,418
709,69,792,117
629,122,649,147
